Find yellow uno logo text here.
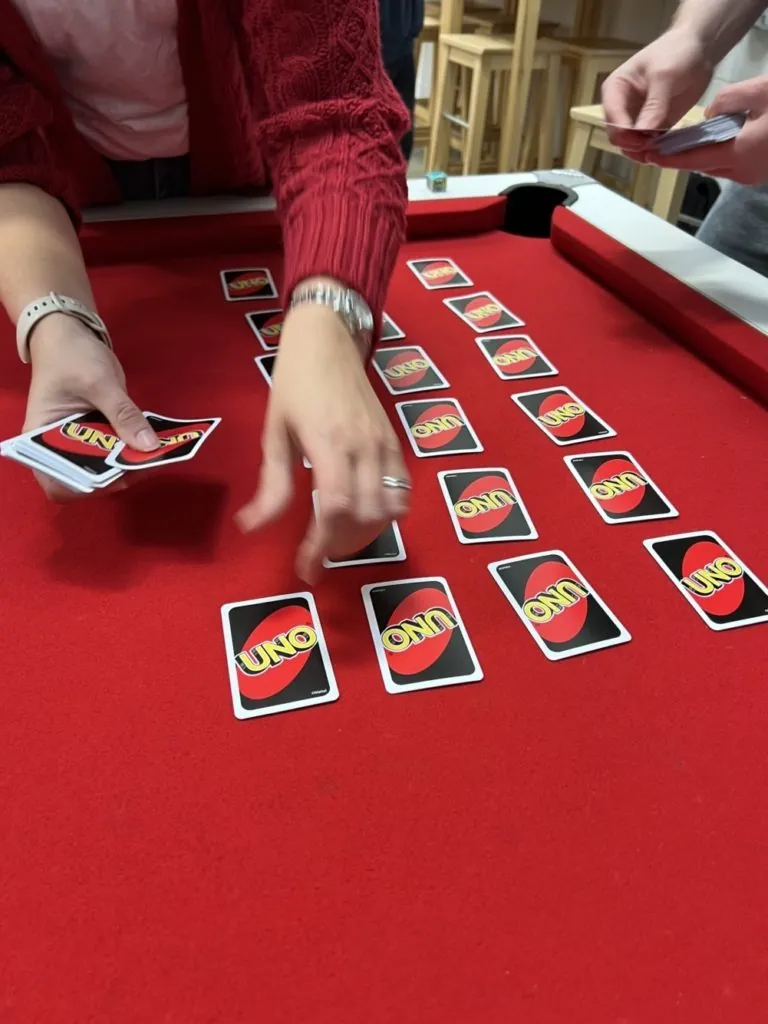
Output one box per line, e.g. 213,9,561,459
236,626,317,675
412,414,463,438
538,402,584,427
466,303,500,321
590,471,645,502
454,488,515,518
494,348,535,366
381,606,457,652
61,423,119,452
386,358,428,379
682,557,743,597
523,577,588,624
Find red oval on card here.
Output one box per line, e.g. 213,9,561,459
455,473,516,534
421,260,458,285
228,272,270,298
385,348,428,390
464,296,502,330
492,339,537,375
382,586,455,676
680,540,746,617
589,457,646,514
260,313,283,341
236,604,317,700
537,392,585,438
412,402,463,450
523,560,589,644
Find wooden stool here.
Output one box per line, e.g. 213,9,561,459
565,103,707,223
413,16,441,150
559,38,639,108
428,33,561,174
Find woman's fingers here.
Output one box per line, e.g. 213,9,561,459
237,415,295,533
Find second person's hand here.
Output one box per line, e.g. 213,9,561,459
237,303,411,585
602,28,714,153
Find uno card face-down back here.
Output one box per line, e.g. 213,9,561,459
396,398,483,458
311,492,406,567
221,593,339,718
407,258,473,291
361,577,482,693
644,531,768,631
438,468,537,544
444,291,525,333
476,335,557,380
221,268,278,302
565,451,678,524
255,354,276,386
371,345,448,395
512,387,616,446
489,551,631,660
380,313,406,342
246,309,284,348
106,413,220,470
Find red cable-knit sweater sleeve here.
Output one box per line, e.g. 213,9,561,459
0,56,78,219
242,0,409,318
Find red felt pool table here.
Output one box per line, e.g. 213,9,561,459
2,172,768,1023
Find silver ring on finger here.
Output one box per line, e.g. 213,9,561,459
381,475,411,491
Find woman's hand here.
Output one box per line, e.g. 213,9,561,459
237,303,411,584
24,314,159,500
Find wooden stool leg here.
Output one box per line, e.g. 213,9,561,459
428,47,458,171
653,169,689,224
572,61,600,108
537,54,560,169
564,121,597,174
632,165,656,210
463,60,492,174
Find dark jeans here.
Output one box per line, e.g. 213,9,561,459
106,154,191,202
386,49,417,161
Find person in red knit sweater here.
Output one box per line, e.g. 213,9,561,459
0,0,411,583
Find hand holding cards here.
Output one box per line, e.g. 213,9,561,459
1,409,220,493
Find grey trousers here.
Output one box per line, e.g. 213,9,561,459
697,180,768,278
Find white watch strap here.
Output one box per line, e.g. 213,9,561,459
16,292,113,364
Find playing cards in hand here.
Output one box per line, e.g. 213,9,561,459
1,409,220,493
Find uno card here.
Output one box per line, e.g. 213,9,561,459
220,268,278,302
106,413,220,470
644,531,768,631
371,345,448,395
20,411,123,487
512,387,616,446
255,354,276,386
221,592,339,719
438,468,537,544
396,398,483,458
0,440,98,495
564,451,678,524
361,576,483,693
443,291,525,333
246,309,283,348
407,257,473,291
476,334,557,380
380,313,406,342
311,491,406,566
489,551,631,660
